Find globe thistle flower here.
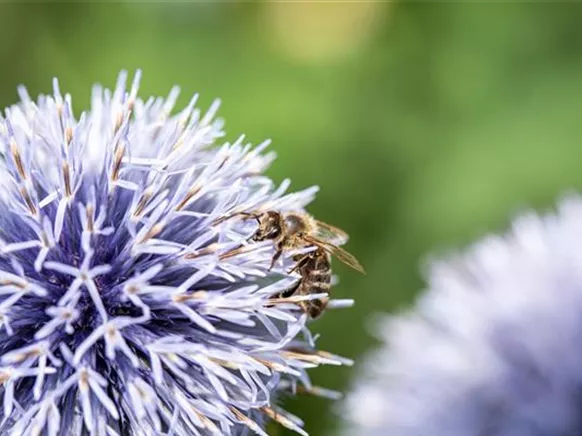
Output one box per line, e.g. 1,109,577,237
0,71,352,436
343,197,582,436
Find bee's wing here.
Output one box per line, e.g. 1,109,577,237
303,235,365,274
314,219,349,245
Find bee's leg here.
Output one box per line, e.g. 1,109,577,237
268,244,284,271
240,212,261,225
287,254,311,275
279,280,301,299
236,213,261,242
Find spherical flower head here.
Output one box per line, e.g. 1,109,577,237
343,197,582,436
0,71,352,436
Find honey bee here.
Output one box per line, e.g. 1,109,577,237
216,210,364,318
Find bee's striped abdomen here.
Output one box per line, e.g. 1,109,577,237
294,249,332,319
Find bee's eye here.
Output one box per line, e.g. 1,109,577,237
284,216,302,233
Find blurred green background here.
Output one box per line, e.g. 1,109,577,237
2,2,582,435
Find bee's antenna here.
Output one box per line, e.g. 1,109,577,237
213,211,261,226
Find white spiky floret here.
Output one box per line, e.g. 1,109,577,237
343,196,582,436
0,70,352,435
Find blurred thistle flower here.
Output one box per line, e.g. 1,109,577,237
343,197,582,436
0,71,352,435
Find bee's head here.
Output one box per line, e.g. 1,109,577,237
254,211,282,241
